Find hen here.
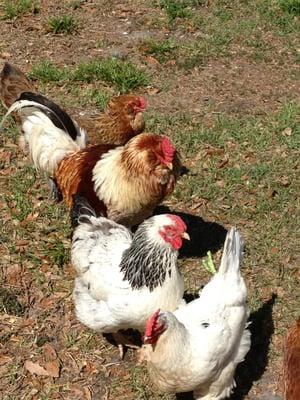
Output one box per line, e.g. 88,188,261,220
72,195,190,356
1,96,180,227
283,318,300,400
0,62,146,145
140,227,251,400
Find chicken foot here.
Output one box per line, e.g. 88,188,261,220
48,177,63,202
112,332,140,359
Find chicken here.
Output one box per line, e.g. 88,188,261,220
75,94,146,145
0,62,146,146
140,227,251,400
1,97,181,227
72,195,190,356
283,319,300,400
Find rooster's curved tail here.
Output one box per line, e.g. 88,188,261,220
0,92,87,175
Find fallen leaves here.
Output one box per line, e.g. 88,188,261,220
25,355,60,378
24,344,60,378
282,127,292,137
0,355,13,365
44,359,60,378
24,360,50,377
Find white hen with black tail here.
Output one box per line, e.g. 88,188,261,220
141,227,251,400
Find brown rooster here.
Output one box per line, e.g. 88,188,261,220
1,96,181,227
0,62,146,146
283,318,300,400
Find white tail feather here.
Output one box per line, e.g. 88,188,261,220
0,99,54,129
218,227,244,276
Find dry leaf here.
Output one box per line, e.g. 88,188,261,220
146,87,160,95
43,344,57,361
271,247,279,254
83,386,92,400
24,360,49,376
0,355,12,365
44,359,60,378
25,212,40,222
145,56,160,65
282,127,292,136
1,52,11,59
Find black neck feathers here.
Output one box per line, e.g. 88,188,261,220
120,226,177,291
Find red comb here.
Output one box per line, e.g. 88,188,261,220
167,214,187,232
138,96,147,110
145,309,161,337
161,137,175,163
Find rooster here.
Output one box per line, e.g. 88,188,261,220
140,227,251,399
0,62,146,146
1,95,180,226
283,318,300,400
71,195,190,357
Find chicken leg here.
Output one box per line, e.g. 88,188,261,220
112,332,140,359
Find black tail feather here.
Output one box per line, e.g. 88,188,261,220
71,195,96,228
18,92,78,140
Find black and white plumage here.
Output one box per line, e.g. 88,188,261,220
72,199,189,336
0,94,87,175
17,92,80,141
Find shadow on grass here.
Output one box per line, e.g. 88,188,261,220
231,293,277,399
155,206,227,259
176,294,277,400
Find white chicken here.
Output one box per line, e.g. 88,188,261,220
71,196,190,356
140,227,251,399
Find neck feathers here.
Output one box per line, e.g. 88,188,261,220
120,224,178,291
92,145,164,214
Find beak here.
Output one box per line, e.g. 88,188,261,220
181,232,190,241
166,162,173,171
143,335,151,344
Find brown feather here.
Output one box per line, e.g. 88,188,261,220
0,62,34,109
55,144,114,214
75,94,145,146
55,134,181,227
283,319,300,400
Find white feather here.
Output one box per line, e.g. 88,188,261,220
22,111,80,175
142,228,251,399
0,99,87,175
72,214,184,333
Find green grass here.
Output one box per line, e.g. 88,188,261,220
140,39,177,62
72,58,149,92
5,165,37,222
1,0,39,20
278,0,300,15
30,58,150,93
147,101,299,213
85,89,111,108
29,60,69,83
158,0,205,24
42,241,69,268
48,15,78,34
156,0,299,67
